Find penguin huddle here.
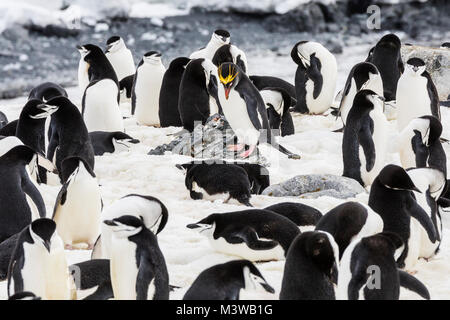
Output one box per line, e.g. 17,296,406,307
0,28,448,301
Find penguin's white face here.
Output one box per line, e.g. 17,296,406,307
243,266,275,294
112,138,133,153
405,63,426,76
77,45,90,58
29,104,59,120
104,220,143,239
106,38,125,53
212,32,230,45
143,53,162,65
366,93,385,113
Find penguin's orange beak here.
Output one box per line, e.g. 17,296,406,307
224,87,231,100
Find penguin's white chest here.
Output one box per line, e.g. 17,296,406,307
20,243,47,298
83,79,124,132
45,248,73,300
78,59,89,94
54,174,102,247
396,75,431,130
398,130,416,169
220,89,260,146
110,238,138,300
134,64,166,126
208,235,285,262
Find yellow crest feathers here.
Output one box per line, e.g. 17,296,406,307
219,64,238,84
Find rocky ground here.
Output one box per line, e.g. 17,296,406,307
0,0,448,99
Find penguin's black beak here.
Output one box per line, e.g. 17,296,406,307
186,223,200,229
261,282,275,294
155,53,162,57
44,240,51,253
103,219,117,226
412,186,422,193
76,45,83,51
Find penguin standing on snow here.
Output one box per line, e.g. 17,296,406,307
342,90,388,187
396,58,440,131
28,82,68,102
337,232,430,300
368,165,437,270
0,142,46,242
280,231,339,300
91,194,168,260
217,62,300,159
104,36,136,84
36,96,95,183
337,62,383,126
104,215,169,300
398,115,446,175
183,162,253,206
159,57,190,127
7,218,75,300
131,51,166,126
315,202,383,259
406,167,445,264
260,88,295,136
189,29,230,60
187,209,300,262
183,260,274,300
290,41,337,115
78,44,123,132
89,131,140,156
178,58,222,132
212,43,249,73
365,33,404,101
52,156,102,250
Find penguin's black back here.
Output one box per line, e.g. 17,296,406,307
89,131,138,156
265,202,322,226
0,119,17,137
84,44,119,86
28,82,68,101
159,57,190,128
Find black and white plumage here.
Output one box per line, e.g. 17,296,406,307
212,43,249,73
89,131,140,156
183,260,274,300
159,57,190,128
260,87,295,136
365,33,404,101
187,209,300,261
250,75,296,106
342,90,388,187
290,41,337,115
103,215,169,300
104,36,135,83
189,29,230,60
69,259,113,300
28,82,67,102
397,57,440,131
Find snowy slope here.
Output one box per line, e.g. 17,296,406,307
0,43,449,300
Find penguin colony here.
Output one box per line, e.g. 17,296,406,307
0,29,448,301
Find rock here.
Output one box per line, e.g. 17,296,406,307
401,45,450,100
262,174,366,199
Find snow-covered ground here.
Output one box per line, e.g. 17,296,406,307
0,42,449,300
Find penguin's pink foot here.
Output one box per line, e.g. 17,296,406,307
65,244,74,250
408,270,418,275
227,143,245,152
239,145,256,158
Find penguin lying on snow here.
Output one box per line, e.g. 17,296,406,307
159,57,190,128
0,141,46,242
132,51,166,126
338,232,430,300
290,41,337,115
92,194,168,260
187,209,300,261
368,165,437,270
396,57,440,131
337,62,383,126
69,259,113,300
189,29,230,61
183,260,274,300
398,115,446,176
365,33,403,101
181,162,253,206
89,131,140,156
264,202,322,228
176,160,270,195
280,231,339,300
53,156,102,250
315,202,383,259
178,58,222,132
8,218,75,300
212,43,249,73
217,62,300,159
104,215,169,300
342,90,388,187
28,82,68,102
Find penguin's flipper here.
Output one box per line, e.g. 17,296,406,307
226,227,279,250
136,254,155,300
306,54,323,99
358,122,376,172
425,73,441,120
240,90,263,131
52,182,68,219
398,270,430,300
407,198,437,243
347,261,368,300
21,172,46,218
411,132,428,167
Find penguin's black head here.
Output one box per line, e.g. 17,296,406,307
213,29,230,43
61,156,95,183
406,57,426,75
354,62,379,77
218,62,241,99
419,115,442,144
105,36,122,53
77,44,104,63
186,214,217,234
442,42,450,49
377,164,420,192
352,89,384,114
29,218,56,253
143,51,162,64
169,57,190,70
239,260,275,294
212,44,233,68
377,33,401,50
104,215,145,238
